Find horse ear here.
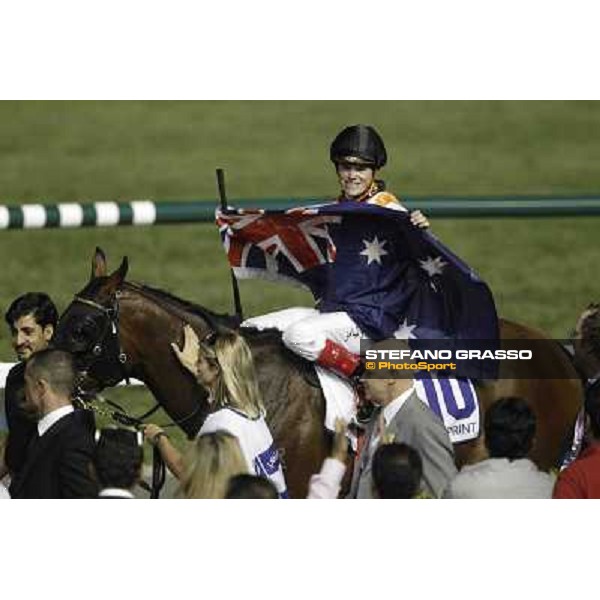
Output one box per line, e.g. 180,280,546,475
91,247,108,279
105,256,129,293
116,256,129,281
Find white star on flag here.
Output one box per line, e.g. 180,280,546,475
419,255,447,277
393,319,417,340
360,236,388,265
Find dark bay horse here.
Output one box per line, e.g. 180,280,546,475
55,248,583,497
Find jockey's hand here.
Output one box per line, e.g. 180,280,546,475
410,210,430,229
331,418,349,463
171,324,200,376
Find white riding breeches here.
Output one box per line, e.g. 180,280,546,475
242,307,366,360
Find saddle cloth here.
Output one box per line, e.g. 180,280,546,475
414,373,480,443
317,368,480,445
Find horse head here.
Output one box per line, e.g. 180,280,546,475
55,247,237,437
54,247,131,395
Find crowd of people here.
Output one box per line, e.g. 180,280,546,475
1,124,599,500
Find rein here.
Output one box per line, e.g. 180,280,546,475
74,389,205,499
73,391,164,498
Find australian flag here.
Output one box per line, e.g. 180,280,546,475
217,202,499,378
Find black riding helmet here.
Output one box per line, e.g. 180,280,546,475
330,124,387,169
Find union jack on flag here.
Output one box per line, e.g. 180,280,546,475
217,207,341,293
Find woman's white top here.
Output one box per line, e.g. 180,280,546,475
199,407,288,498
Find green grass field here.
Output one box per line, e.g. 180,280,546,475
1,100,600,454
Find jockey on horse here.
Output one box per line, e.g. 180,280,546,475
242,124,432,423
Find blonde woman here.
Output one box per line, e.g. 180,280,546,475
178,431,248,499
144,326,288,498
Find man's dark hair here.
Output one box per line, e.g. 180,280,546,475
584,381,600,439
5,292,58,329
484,397,536,460
371,443,423,499
225,474,278,499
26,349,75,398
580,303,600,361
94,427,143,490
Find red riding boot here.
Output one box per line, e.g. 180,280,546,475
317,340,374,425
316,339,362,379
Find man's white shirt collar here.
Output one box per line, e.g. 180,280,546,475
38,405,74,437
382,384,415,427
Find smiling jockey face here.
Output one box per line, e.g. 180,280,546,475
336,158,377,200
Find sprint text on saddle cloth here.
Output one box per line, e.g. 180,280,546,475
364,348,532,373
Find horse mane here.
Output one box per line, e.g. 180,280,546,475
124,281,319,384
124,281,240,329
84,273,304,354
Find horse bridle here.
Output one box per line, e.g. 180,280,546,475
71,292,130,390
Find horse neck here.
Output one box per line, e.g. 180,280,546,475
117,283,219,436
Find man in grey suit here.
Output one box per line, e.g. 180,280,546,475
349,359,457,499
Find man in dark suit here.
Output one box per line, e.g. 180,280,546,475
348,346,457,499
9,349,98,499
1,292,58,483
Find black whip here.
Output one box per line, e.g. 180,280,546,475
217,168,244,322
